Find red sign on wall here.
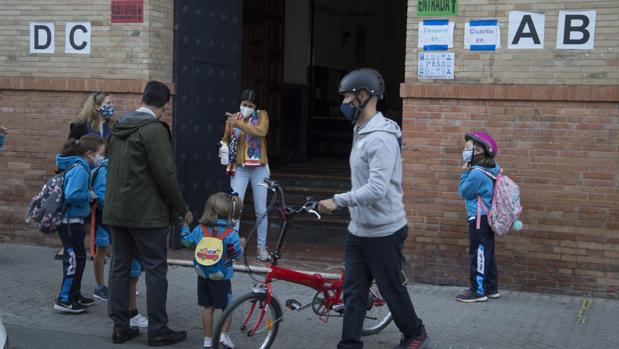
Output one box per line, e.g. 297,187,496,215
111,0,144,23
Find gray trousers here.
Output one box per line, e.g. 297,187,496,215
108,226,169,337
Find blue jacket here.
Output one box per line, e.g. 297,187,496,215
55,155,93,218
92,159,108,236
181,219,244,280
92,159,108,210
458,163,501,219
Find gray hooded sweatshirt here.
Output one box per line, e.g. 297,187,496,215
333,112,407,237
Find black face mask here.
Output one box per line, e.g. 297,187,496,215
339,94,370,124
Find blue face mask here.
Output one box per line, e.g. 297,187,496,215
100,103,116,119
462,148,474,162
339,102,357,123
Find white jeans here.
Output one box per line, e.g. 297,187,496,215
230,165,269,248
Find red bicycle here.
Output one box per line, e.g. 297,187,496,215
213,179,393,349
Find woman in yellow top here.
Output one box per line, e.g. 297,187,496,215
221,89,271,262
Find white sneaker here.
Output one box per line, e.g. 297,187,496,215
129,313,148,328
220,333,235,348
256,247,271,262
203,336,213,348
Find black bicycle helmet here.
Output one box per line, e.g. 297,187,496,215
338,68,385,100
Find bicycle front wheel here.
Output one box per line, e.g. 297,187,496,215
361,283,393,336
213,291,283,349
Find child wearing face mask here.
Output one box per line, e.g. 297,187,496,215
457,131,502,303
53,135,105,313
220,89,272,263
89,145,149,327
180,192,246,349
69,91,116,141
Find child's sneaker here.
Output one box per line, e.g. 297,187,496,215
256,247,271,262
53,298,87,314
220,333,235,348
130,313,149,328
487,291,500,299
93,285,108,301
456,289,488,303
203,336,213,348
76,294,95,306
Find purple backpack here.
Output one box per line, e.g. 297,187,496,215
474,168,523,236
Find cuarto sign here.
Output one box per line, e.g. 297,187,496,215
29,22,91,55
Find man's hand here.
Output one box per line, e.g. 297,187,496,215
184,211,193,225
318,199,337,214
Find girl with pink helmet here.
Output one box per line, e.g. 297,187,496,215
457,131,501,303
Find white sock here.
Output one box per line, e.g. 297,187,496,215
203,336,212,347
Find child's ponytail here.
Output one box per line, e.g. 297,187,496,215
62,135,105,156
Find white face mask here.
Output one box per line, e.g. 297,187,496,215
462,148,474,162
90,154,105,167
240,106,255,118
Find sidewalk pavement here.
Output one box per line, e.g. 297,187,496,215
1,243,618,349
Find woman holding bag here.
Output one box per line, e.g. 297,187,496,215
220,89,271,262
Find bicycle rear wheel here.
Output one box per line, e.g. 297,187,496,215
362,282,393,336
213,291,283,349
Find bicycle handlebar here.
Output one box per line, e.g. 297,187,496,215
260,179,321,220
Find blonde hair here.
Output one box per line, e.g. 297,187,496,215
75,92,113,132
199,192,243,226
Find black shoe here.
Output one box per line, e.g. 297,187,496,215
147,328,187,347
113,326,140,344
394,330,429,349
53,298,87,314
76,294,96,306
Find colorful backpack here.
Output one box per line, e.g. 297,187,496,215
474,168,523,236
194,225,234,280
25,164,80,234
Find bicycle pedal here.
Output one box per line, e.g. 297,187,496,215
286,299,302,311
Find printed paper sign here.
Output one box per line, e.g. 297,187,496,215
418,20,454,51
556,10,596,49
417,0,458,17
418,52,454,80
65,22,91,54
465,20,501,51
30,22,55,54
508,11,545,49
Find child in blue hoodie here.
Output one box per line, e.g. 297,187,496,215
457,131,502,303
54,135,105,313
90,154,149,328
181,192,245,349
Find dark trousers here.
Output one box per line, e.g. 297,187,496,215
108,226,169,337
338,226,425,349
468,216,498,295
58,223,87,303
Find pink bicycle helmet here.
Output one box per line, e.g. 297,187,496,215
465,131,498,158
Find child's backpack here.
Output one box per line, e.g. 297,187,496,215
25,164,80,234
194,225,234,280
474,168,523,236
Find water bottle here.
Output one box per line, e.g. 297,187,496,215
219,142,229,165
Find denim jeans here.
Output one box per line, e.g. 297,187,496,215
230,165,269,248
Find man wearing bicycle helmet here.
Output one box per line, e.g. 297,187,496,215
318,68,428,349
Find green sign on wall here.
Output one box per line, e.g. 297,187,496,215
417,0,458,17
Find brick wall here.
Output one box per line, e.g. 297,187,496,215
405,0,619,85
402,0,619,296
0,0,173,83
0,0,174,245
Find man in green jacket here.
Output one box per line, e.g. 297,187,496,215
104,81,191,346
